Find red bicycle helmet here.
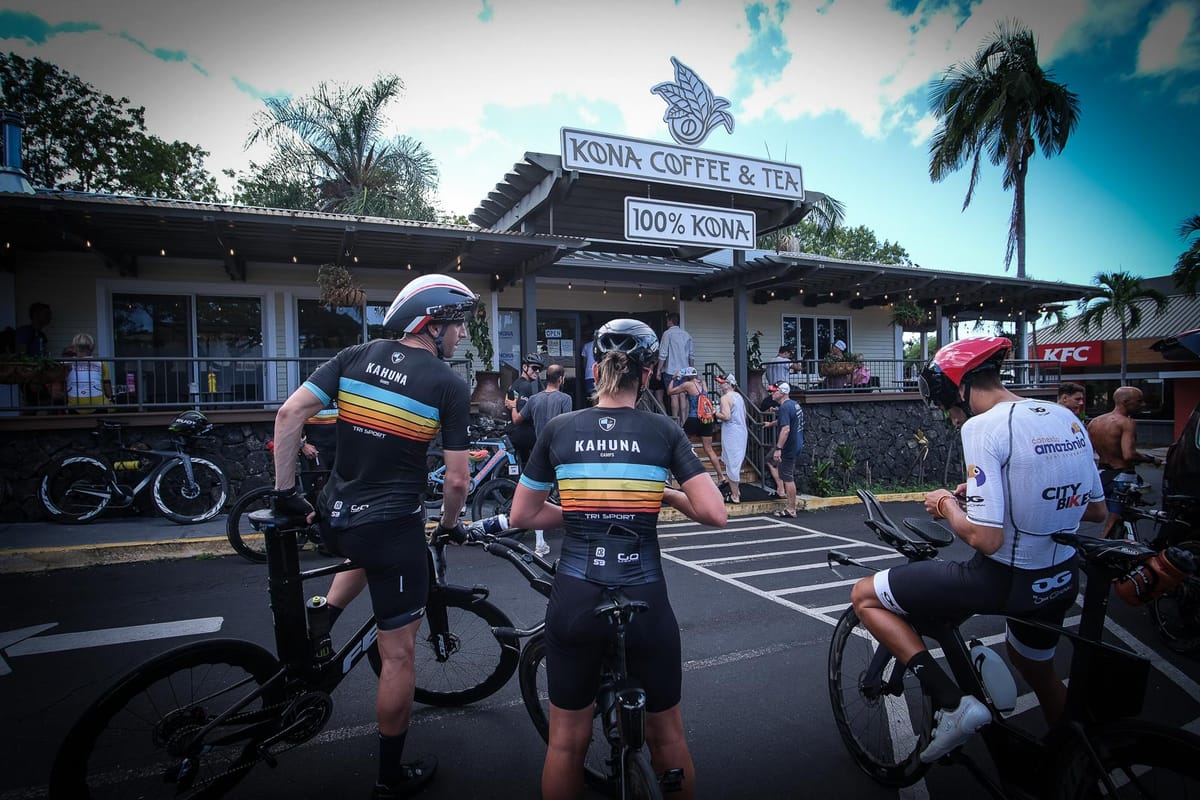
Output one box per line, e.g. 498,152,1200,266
919,336,1011,412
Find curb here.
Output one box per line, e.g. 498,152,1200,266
1,493,929,574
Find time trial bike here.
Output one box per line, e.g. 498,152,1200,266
825,489,1200,799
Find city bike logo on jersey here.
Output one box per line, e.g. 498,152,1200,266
1041,483,1091,510
599,416,616,432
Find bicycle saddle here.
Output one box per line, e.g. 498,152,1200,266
248,507,308,531
902,517,955,547
1052,532,1155,571
593,589,649,626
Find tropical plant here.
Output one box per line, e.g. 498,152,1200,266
746,330,764,371
466,306,494,371
927,18,1081,278
1077,271,1169,383
244,75,438,220
833,443,857,491
0,52,219,199
1173,213,1200,298
810,458,835,498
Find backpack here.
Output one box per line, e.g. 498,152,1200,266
696,392,715,424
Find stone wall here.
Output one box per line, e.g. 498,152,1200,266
792,397,963,494
0,398,965,522
0,422,277,522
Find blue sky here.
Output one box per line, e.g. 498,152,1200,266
2,0,1197,289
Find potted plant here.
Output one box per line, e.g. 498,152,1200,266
819,348,861,378
466,306,503,417
891,301,925,329
317,263,365,307
746,330,766,404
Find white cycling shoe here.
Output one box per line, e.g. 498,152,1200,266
919,695,992,763
534,543,551,557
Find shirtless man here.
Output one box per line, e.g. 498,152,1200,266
1087,386,1163,538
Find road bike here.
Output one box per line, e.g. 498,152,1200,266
48,504,519,798
38,417,228,524
225,443,331,562
424,419,522,519
1109,480,1200,655
825,489,1200,799
467,519,679,798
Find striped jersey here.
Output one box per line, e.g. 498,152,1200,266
520,406,705,583
303,340,469,528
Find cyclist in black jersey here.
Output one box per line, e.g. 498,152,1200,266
272,274,477,799
509,318,727,800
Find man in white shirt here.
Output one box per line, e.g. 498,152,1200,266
657,313,693,426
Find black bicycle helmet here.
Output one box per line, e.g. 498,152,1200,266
594,318,659,370
169,410,211,437
919,336,1010,414
521,352,547,368
382,274,478,335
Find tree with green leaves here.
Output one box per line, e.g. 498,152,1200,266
241,75,438,220
928,19,1081,278
1077,271,1169,383
761,219,912,264
0,52,219,200
1173,214,1199,297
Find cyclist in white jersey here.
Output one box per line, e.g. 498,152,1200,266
849,337,1107,763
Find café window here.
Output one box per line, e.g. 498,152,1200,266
111,293,263,404
297,300,392,377
781,315,850,363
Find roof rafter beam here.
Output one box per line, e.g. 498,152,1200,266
436,236,475,274
336,226,357,267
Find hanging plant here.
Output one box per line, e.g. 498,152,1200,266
467,306,494,370
891,301,925,329
317,263,365,307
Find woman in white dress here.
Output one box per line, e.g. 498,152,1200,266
714,374,747,503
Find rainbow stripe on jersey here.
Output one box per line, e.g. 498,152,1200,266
553,462,668,514
306,377,441,444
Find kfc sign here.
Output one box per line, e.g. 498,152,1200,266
1036,341,1103,365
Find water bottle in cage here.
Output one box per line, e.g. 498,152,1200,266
466,514,509,539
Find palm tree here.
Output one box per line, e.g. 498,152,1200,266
246,75,438,220
928,19,1081,278
1173,214,1200,297
1077,271,1169,383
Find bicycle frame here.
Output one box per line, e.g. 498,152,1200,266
829,493,1158,799
428,436,521,496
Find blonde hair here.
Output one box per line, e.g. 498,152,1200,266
71,333,95,352
594,351,643,398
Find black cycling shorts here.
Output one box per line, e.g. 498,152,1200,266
874,551,1078,661
683,417,714,438
544,574,682,712
319,511,429,631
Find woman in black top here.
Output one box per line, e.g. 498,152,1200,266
511,319,727,800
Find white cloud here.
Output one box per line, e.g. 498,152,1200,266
1137,3,1198,74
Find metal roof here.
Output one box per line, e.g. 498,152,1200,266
0,189,585,282
468,152,815,260
685,250,1099,320
1035,291,1200,343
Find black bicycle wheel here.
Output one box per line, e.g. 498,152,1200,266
152,456,229,523
518,634,615,792
39,455,113,523
412,592,519,706
1149,542,1200,655
225,486,273,562
623,748,664,800
1053,719,1200,799
828,606,931,788
49,639,282,800
470,477,517,521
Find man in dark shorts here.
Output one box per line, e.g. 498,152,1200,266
1087,386,1163,538
770,382,802,517
272,274,476,799
850,337,1107,763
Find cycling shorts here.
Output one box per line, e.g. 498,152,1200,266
544,574,681,712
683,417,715,438
873,551,1078,661
319,510,428,631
